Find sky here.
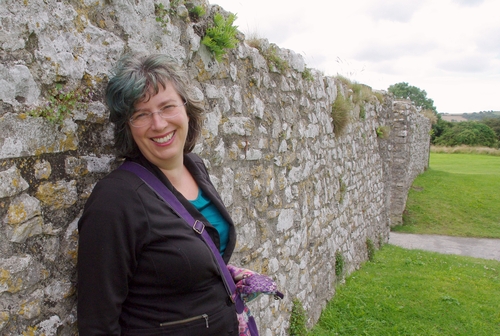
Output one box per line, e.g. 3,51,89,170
212,0,500,114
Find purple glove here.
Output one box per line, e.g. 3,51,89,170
227,265,284,302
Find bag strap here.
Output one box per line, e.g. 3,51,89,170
119,161,245,314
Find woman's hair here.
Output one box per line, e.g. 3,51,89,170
106,53,204,158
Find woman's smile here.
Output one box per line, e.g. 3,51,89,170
151,130,175,144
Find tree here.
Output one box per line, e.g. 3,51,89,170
434,121,498,148
388,82,437,112
482,117,500,142
431,117,452,144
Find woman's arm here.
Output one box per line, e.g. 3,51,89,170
77,174,147,335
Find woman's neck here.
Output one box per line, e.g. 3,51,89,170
161,164,199,200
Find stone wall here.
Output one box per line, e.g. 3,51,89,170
0,0,431,334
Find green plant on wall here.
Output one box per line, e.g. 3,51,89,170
376,125,391,139
188,5,205,21
359,105,366,120
289,298,308,336
302,67,314,81
245,38,289,73
331,92,351,136
335,250,345,278
263,44,289,72
201,13,238,61
154,3,169,27
29,84,91,125
366,238,376,261
338,177,347,203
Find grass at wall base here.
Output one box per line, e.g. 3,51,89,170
309,245,500,335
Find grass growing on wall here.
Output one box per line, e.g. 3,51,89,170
394,152,500,238
289,299,308,336
247,38,290,73
331,94,351,136
334,251,345,278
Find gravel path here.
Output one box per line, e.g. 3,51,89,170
389,232,500,261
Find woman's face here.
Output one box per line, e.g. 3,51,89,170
129,81,189,170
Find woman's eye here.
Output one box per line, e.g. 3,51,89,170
161,105,176,112
133,112,149,120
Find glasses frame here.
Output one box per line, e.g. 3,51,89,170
129,101,187,128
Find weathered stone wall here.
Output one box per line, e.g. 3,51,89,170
0,0,431,334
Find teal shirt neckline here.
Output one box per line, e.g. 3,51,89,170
189,189,230,255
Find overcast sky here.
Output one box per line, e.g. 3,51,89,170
212,0,500,114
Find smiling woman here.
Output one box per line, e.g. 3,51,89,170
77,54,239,335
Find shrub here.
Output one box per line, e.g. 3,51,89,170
376,125,391,139
201,13,238,61
434,121,498,148
422,109,438,124
289,299,308,336
335,250,345,278
482,117,500,142
331,93,351,136
366,238,375,261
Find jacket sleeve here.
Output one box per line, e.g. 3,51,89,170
77,173,148,335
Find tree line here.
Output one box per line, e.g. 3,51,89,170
388,82,500,148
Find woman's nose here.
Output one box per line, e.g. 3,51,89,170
150,112,168,129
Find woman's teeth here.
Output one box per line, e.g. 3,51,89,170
152,132,174,143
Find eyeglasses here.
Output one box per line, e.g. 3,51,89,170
129,101,187,127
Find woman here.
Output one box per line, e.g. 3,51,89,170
77,53,239,335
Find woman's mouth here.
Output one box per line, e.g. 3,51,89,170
152,131,175,144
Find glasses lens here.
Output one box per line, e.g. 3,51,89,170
130,102,185,127
130,114,148,127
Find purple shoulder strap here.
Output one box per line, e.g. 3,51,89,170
119,161,245,314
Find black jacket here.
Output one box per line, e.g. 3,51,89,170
77,153,238,335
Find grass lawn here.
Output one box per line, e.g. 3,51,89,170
310,245,500,336
393,153,500,238
305,152,500,335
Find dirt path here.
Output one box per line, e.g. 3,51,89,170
389,232,500,261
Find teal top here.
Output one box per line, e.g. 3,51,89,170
189,188,230,255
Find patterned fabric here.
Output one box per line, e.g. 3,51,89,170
236,304,254,336
227,265,284,336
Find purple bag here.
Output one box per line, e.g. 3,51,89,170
228,265,284,336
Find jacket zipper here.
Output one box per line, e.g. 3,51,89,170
160,314,209,328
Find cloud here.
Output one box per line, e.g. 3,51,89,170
475,26,500,55
365,0,426,22
353,40,438,63
214,0,500,112
437,54,491,73
452,0,485,6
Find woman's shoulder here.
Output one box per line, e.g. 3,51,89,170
185,152,203,164
87,167,150,204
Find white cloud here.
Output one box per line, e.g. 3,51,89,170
213,0,500,113
365,0,426,23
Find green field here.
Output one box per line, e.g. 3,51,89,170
393,153,500,238
303,153,500,335
310,245,500,335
